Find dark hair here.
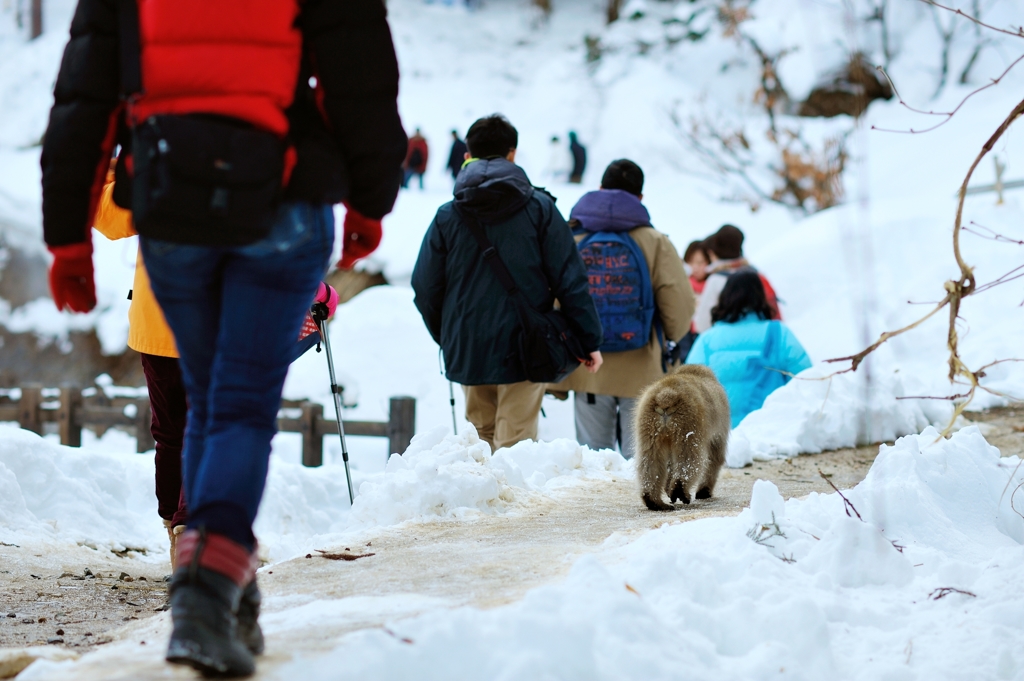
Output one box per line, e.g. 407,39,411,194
711,270,772,324
466,114,518,159
708,224,744,260
682,240,708,263
600,159,644,196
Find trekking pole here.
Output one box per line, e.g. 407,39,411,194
311,302,355,505
448,381,458,436
439,348,457,436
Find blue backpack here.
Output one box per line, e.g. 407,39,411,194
577,231,656,353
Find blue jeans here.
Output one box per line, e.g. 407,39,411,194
141,202,333,549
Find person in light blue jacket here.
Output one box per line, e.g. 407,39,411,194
686,271,811,427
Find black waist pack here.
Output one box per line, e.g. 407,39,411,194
458,208,585,384
513,298,587,384
131,114,286,246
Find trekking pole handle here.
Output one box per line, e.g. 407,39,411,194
310,301,330,323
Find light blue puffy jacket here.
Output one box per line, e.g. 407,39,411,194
686,314,812,427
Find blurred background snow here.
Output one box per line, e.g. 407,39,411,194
0,0,1022,469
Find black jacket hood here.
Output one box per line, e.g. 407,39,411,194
453,158,534,223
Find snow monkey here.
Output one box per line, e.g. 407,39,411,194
634,364,730,511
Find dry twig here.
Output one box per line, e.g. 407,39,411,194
929,586,977,600
314,549,376,561
917,0,1023,39
962,222,1024,246
817,470,863,520
871,54,1024,135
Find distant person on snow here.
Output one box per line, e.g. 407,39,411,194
554,159,695,459
40,0,406,675
447,129,468,180
544,135,570,183
412,114,604,452
92,169,339,570
568,131,587,184
404,128,430,189
692,224,782,333
686,271,810,427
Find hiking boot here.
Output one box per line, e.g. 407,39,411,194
166,530,256,677
237,579,264,656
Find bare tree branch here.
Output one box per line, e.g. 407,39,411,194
867,0,895,69
871,53,1024,134
973,263,1024,294
918,0,1024,39
958,0,989,84
930,3,959,98
962,222,1024,245
827,96,1024,432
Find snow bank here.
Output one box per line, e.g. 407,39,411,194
0,424,625,563
726,369,953,467
278,426,1024,680
0,426,161,554
350,427,624,528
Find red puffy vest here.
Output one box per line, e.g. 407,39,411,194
758,274,782,321
129,0,303,137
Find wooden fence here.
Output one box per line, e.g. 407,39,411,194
278,396,416,466
0,384,416,466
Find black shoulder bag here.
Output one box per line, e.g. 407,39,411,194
118,0,287,246
458,208,586,384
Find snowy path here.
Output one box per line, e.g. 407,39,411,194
5,441,889,680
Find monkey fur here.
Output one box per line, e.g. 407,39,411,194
634,364,731,511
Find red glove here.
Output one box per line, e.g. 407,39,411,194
314,281,339,318
48,242,96,313
339,206,382,269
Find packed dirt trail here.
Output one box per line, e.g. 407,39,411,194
3,408,1022,680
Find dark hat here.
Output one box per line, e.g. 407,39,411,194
709,224,744,259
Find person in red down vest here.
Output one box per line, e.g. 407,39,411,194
403,127,430,189
41,0,406,674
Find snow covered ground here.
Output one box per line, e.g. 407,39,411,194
2,0,1024,677
0,422,625,563
11,426,1024,680
266,427,1024,681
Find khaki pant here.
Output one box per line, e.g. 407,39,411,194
463,381,546,452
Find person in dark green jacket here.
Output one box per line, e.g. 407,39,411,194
412,115,603,452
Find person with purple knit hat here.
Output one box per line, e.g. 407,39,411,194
552,159,696,458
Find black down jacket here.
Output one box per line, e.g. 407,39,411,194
412,158,602,385
40,0,406,248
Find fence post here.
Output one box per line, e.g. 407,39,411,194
30,0,42,39
58,384,82,447
18,383,43,435
300,401,323,467
135,397,155,453
388,396,415,456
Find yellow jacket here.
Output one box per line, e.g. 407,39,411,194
92,176,178,358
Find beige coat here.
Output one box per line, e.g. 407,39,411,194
554,226,696,398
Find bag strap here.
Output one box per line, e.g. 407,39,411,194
118,0,142,100
457,207,525,300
